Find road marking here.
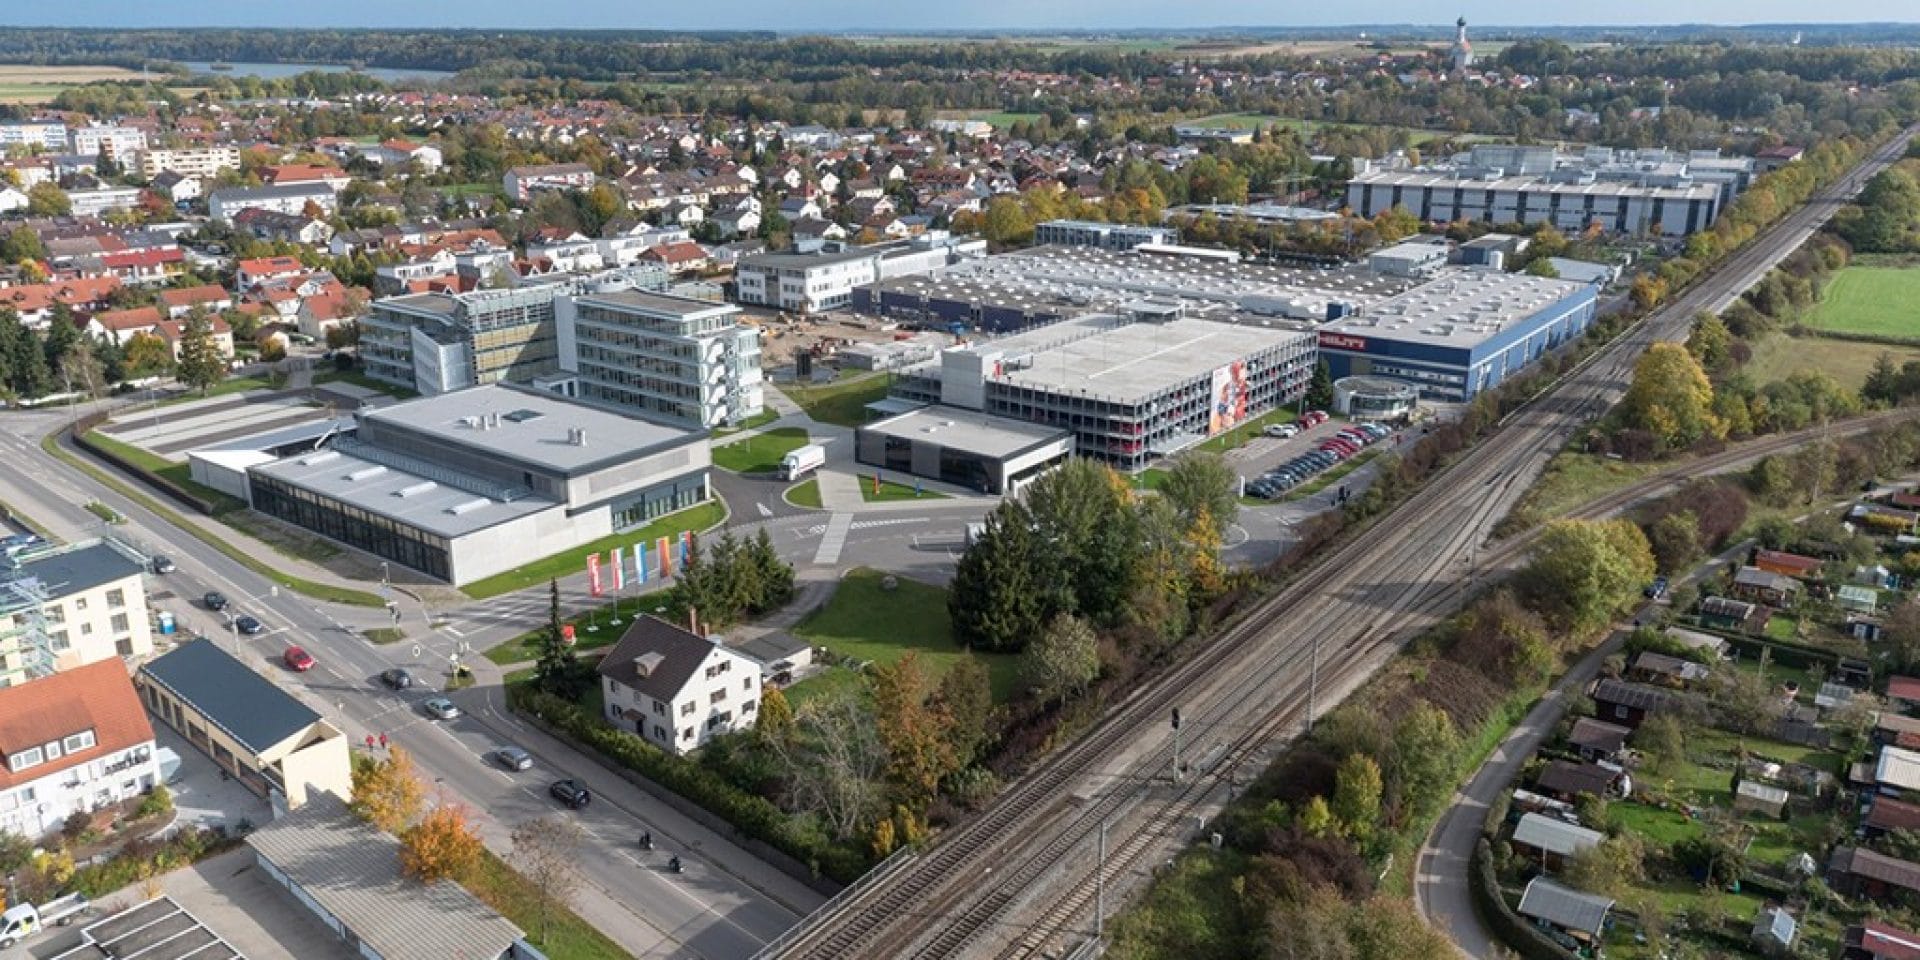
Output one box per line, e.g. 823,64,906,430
757,502,774,518
812,513,852,565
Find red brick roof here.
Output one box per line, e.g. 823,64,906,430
238,256,304,277
261,163,346,185
1891,676,1920,704
1855,920,1920,960
1871,797,1920,834
1755,550,1824,577
0,659,154,792
157,284,231,309
0,276,121,313
94,305,162,331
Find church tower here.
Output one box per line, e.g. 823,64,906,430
1451,16,1474,74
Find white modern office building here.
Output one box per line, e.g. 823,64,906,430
244,384,711,585
559,290,764,429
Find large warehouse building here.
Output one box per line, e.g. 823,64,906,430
242,384,710,585
1313,270,1597,401
1346,144,1755,237
892,301,1317,471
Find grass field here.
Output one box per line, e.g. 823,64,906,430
460,501,726,599
1511,451,1662,523
711,409,779,435
966,111,1044,128
1805,266,1920,338
774,373,890,427
711,428,810,474
858,475,949,502
465,849,633,960
1746,333,1920,391
0,66,197,104
790,568,1019,703
784,478,823,509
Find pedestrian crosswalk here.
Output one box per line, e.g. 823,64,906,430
812,513,852,566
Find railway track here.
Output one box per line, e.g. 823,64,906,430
757,126,1918,960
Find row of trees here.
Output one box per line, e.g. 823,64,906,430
949,455,1237,656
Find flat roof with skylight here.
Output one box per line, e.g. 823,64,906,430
861,406,1072,459
249,447,557,540
356,383,703,477
980,313,1311,404
1319,269,1587,350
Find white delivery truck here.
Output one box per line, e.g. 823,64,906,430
780,444,826,481
1,892,90,946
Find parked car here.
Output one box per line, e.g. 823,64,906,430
283,646,315,672
203,592,228,611
149,555,175,574
492,747,534,771
549,779,591,809
1644,577,1670,599
1263,424,1299,439
422,698,461,721
380,668,414,690
233,615,264,635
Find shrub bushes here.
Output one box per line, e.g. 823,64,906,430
69,827,239,898
509,684,871,883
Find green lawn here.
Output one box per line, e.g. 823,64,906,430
711,409,780,435
363,627,406,644
85,501,123,524
159,375,279,406
1804,266,1920,338
711,428,810,474
784,478,823,509
966,111,1043,128
313,368,418,399
774,373,891,427
1746,334,1920,391
460,501,727,600
1512,452,1662,522
1609,801,1701,847
858,475,950,502
484,604,630,664
465,849,633,960
791,568,1020,702
83,429,246,513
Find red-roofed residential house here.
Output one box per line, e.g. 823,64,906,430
98,246,186,286
260,163,352,192
0,276,122,328
156,313,234,360
1756,550,1825,581
87,305,163,345
236,256,306,289
0,659,160,839
156,284,233,319
1892,676,1920,713
639,241,711,275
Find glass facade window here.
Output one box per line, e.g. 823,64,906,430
249,475,452,580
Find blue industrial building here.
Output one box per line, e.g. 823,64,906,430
1313,272,1597,402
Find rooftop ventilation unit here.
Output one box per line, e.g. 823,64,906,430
300,451,341,467
445,498,489,516
395,481,437,498
345,465,388,482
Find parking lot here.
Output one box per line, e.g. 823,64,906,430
1227,412,1403,502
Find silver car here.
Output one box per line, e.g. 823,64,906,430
491,746,533,771
422,697,461,721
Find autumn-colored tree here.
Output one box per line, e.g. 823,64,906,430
350,746,425,833
869,816,897,858
1620,343,1723,449
123,331,173,379
401,802,484,884
1298,795,1339,838
757,686,795,743
869,654,959,810
1331,752,1384,845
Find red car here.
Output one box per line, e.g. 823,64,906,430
284,646,316,672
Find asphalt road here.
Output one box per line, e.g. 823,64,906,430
0,409,818,960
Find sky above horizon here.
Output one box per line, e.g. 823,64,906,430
9,1,1913,31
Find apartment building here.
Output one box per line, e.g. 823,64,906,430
68,125,148,163
0,659,159,839
503,162,595,202
561,290,764,428
1,541,152,689
0,121,67,151
597,616,760,756
206,183,337,223
734,234,985,314
138,145,243,180
67,186,142,219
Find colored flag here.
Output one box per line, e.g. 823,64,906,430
657,536,672,577
680,529,694,566
634,542,649,583
587,552,603,598
610,545,626,591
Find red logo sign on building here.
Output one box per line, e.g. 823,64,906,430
1318,333,1368,351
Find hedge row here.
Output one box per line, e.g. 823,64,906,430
509,685,871,884
71,827,242,898
1470,838,1584,960
1804,327,1920,349
70,414,217,516
1683,621,1844,672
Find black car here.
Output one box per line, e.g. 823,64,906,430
150,555,175,574
234,615,264,635
380,668,415,690
549,779,591,809
203,592,228,611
